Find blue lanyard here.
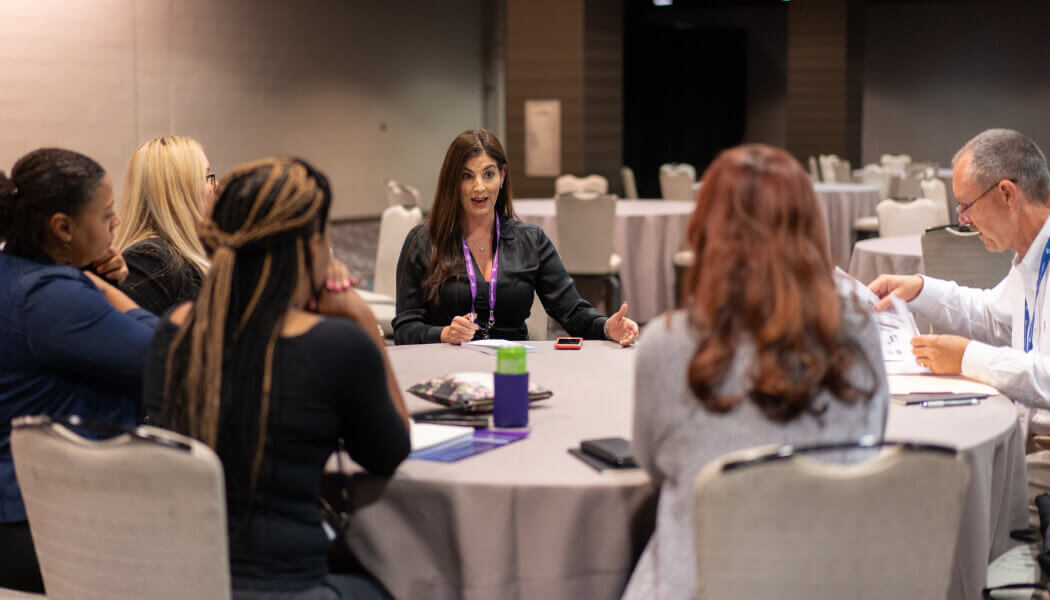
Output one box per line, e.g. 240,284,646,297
1023,236,1050,352
461,217,500,337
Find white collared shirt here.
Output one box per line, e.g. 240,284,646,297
910,216,1050,434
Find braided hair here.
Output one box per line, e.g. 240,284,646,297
162,157,331,531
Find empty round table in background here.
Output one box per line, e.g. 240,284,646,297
848,234,923,285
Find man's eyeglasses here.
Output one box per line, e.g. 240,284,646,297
958,178,1015,221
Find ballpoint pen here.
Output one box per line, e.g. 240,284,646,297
921,398,981,408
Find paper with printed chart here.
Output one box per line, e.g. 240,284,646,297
833,267,929,375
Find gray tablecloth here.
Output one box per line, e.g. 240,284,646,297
514,199,693,323
336,342,1027,600
885,393,1028,600
815,183,883,270
848,233,923,285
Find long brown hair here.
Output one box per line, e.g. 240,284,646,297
163,157,331,528
421,129,515,301
682,144,869,422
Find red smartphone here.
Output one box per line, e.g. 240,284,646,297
554,336,583,350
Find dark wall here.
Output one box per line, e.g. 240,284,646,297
862,0,1050,165
624,2,786,196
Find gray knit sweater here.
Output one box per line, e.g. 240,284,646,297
622,300,889,600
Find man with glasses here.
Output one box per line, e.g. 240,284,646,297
870,128,1050,518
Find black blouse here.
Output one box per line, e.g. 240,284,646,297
121,237,203,316
392,216,608,344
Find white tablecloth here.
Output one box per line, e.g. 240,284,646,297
848,234,923,285
814,183,883,270
513,199,693,323
336,342,1028,600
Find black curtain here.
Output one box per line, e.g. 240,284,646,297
624,5,748,198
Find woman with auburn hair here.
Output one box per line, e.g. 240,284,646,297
622,144,888,599
393,128,639,345
0,148,155,593
143,158,410,599
115,136,214,315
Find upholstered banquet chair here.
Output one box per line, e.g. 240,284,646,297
922,226,1014,290
385,179,421,207
554,191,621,312
11,416,230,600
554,174,608,196
818,155,851,184
620,166,639,199
920,177,950,225
876,198,945,237
525,292,548,341
692,442,968,600
658,163,696,201
357,204,424,336
880,153,912,172
807,156,821,182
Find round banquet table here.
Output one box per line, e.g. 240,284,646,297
848,233,923,285
336,341,1027,600
513,199,693,323
814,183,883,270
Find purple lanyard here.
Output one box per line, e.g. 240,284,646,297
461,217,500,335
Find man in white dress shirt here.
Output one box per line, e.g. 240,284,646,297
870,128,1050,517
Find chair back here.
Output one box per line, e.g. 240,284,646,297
693,441,968,600
554,174,608,196
860,164,893,200
818,155,851,183
807,156,821,182
658,163,696,201
620,166,639,199
920,177,950,224
922,226,1015,289
876,198,945,237
554,192,616,274
385,179,421,207
880,153,912,172
12,416,231,600
375,204,424,297
525,292,548,341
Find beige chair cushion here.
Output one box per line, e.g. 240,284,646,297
693,444,969,600
554,192,619,275
658,163,696,201
876,198,945,237
554,174,608,196
673,249,694,267
12,419,230,600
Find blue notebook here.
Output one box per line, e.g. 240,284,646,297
410,429,530,462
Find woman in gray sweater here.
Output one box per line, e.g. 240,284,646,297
623,144,889,600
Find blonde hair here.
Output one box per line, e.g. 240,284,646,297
115,136,211,275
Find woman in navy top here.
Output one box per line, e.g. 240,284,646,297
0,148,158,593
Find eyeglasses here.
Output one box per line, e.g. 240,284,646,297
957,178,1014,222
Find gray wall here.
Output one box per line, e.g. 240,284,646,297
0,0,485,218
861,0,1050,167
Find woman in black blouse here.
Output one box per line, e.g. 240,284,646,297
115,136,214,314
392,129,639,345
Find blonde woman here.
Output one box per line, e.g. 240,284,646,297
115,136,214,314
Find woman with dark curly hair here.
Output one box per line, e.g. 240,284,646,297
0,148,156,592
623,144,889,600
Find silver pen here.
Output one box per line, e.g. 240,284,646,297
921,398,981,408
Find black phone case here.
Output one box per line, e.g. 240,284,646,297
580,437,637,468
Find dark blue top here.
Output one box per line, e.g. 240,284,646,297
0,251,158,522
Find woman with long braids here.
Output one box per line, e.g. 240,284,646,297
143,158,410,599
623,145,888,599
0,148,156,593
392,129,639,345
